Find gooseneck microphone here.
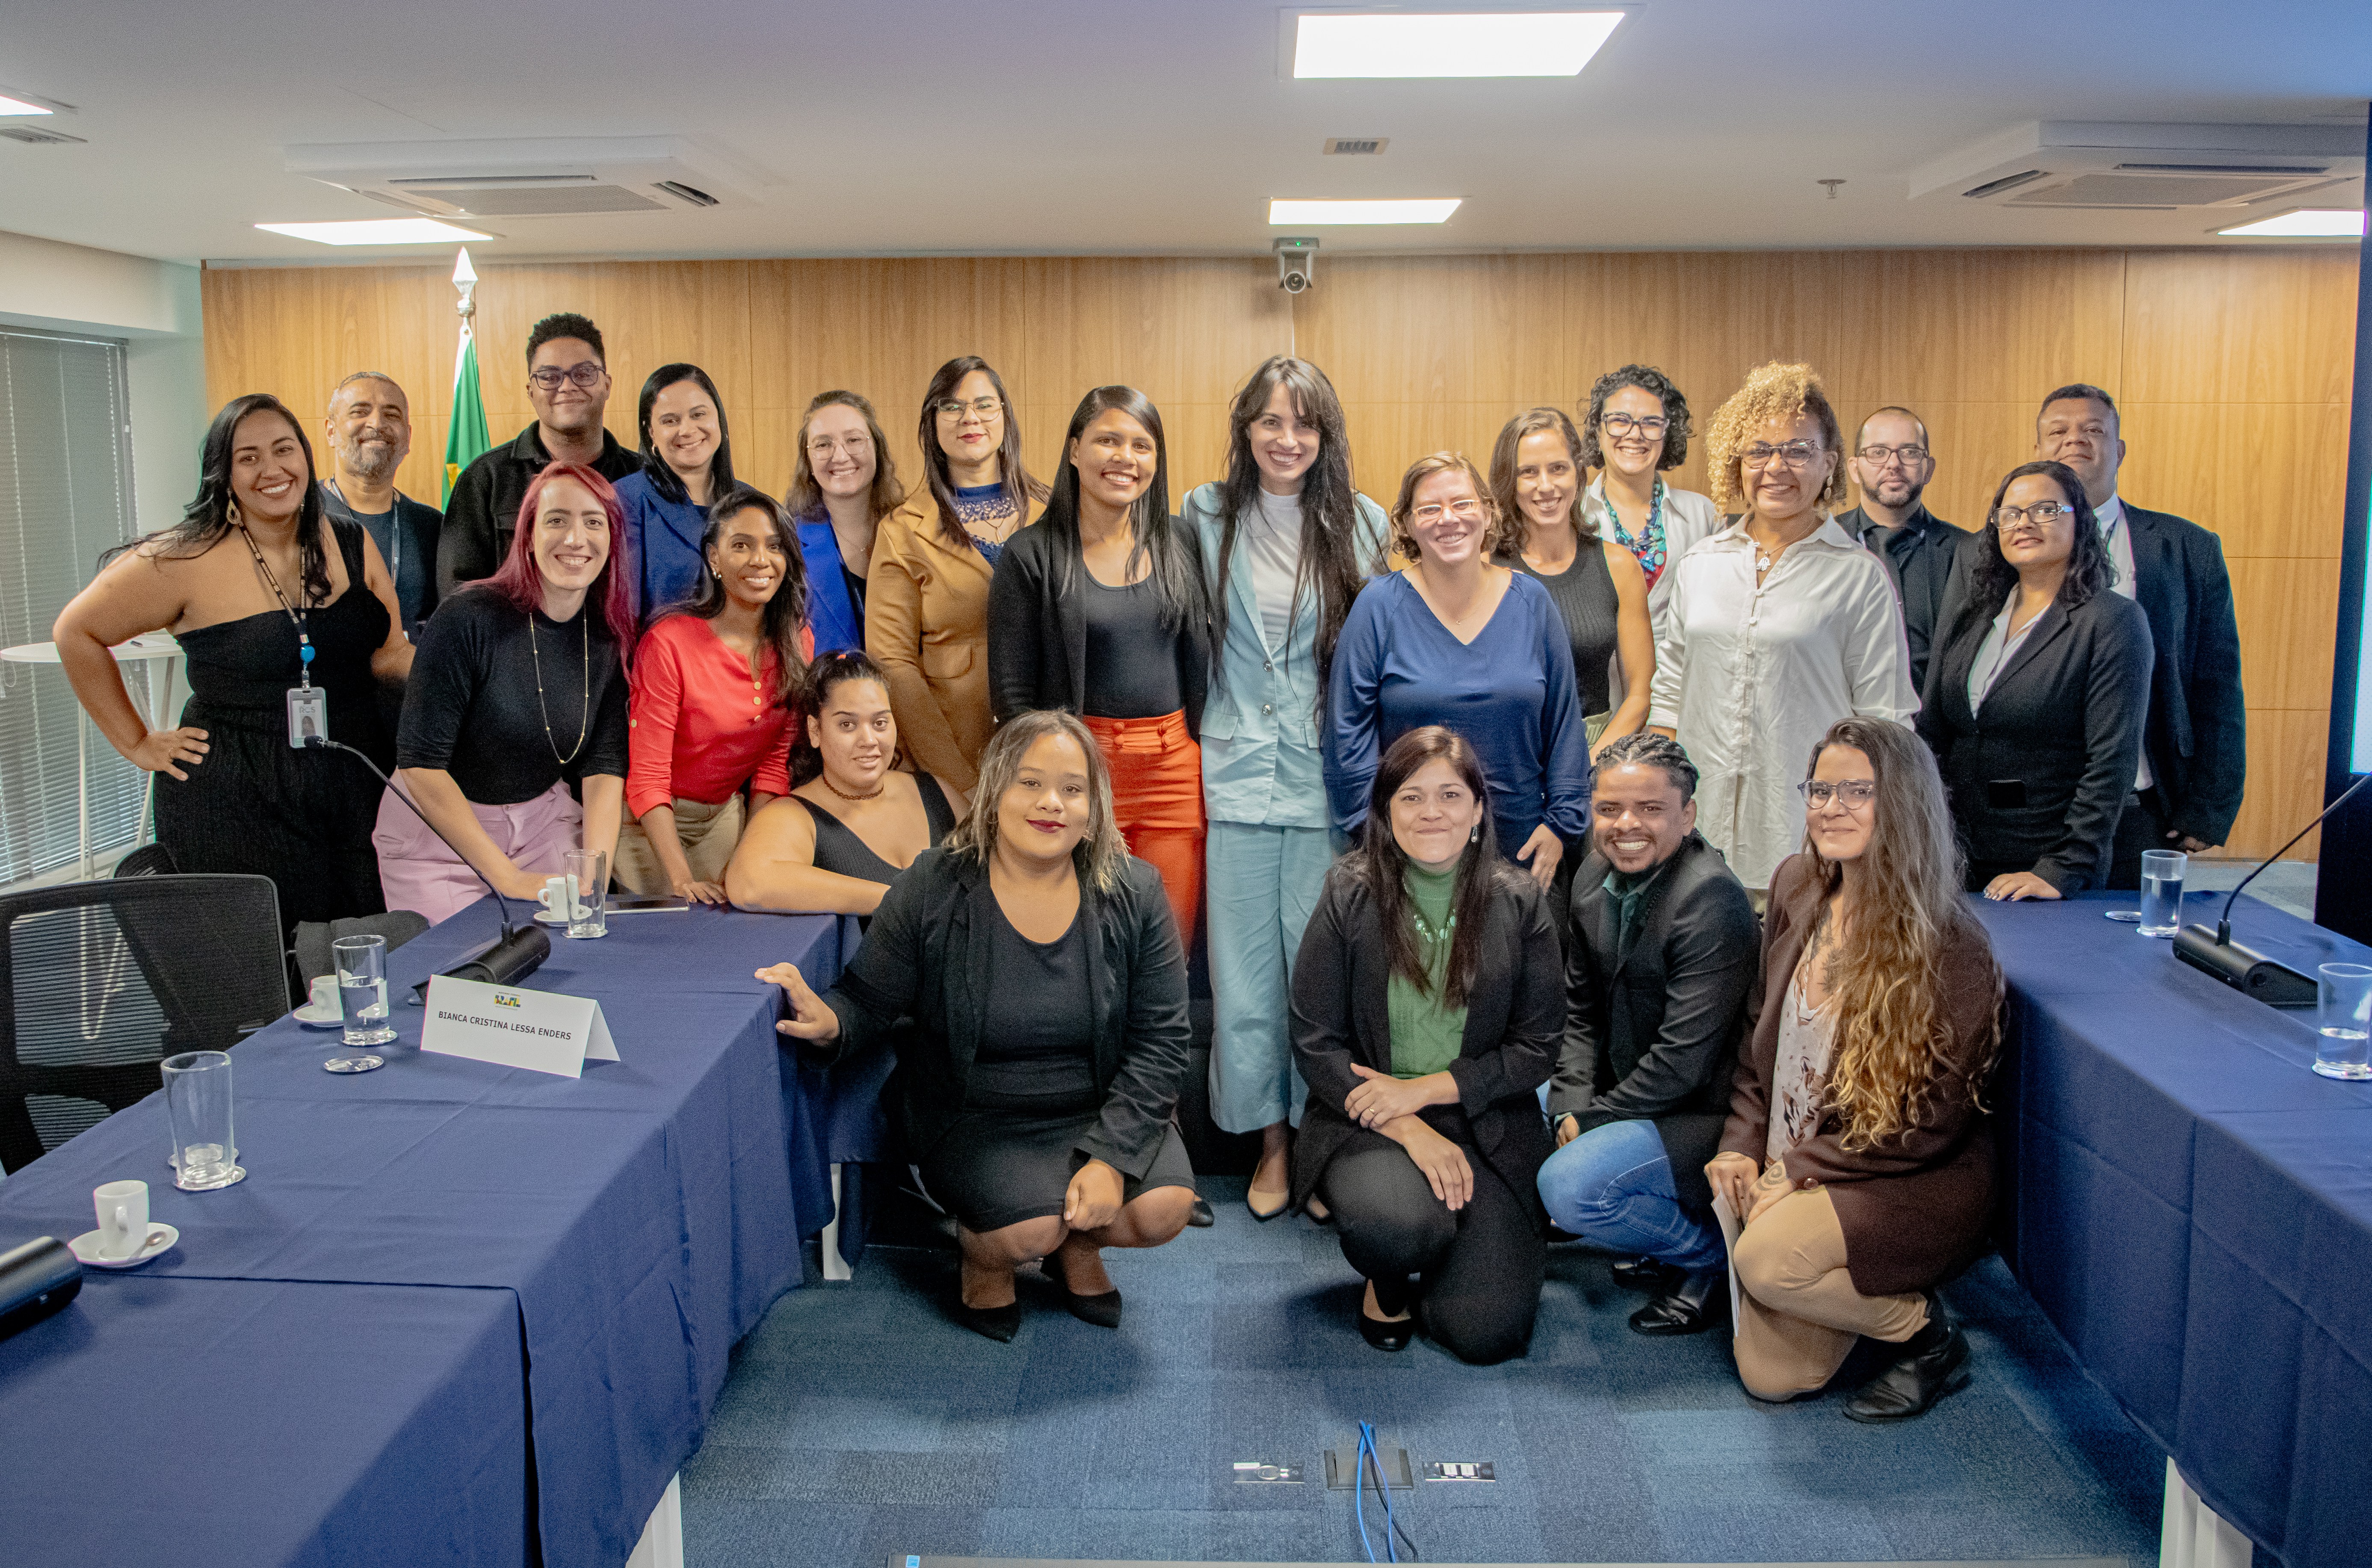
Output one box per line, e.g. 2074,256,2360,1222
304,736,550,989
2172,771,2370,1008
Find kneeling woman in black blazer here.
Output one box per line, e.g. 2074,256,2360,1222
1290,725,1562,1363
766,708,1198,1342
1919,460,2152,901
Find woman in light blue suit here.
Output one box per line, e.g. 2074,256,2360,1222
1188,356,1389,1219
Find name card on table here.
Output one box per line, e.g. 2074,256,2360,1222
422,975,619,1078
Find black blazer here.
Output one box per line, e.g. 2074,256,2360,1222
1288,860,1561,1224
1548,833,1760,1207
985,520,1208,735
1919,585,2153,891
2123,504,2246,847
814,847,1190,1179
1840,503,1968,694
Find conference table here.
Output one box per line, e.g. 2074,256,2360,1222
0,898,875,1568
1978,889,2372,1568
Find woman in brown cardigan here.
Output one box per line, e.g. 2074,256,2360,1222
866,356,1047,797
1707,716,2003,1421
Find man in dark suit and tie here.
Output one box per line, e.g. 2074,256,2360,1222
2032,384,2246,887
1837,405,1967,693
1535,732,1760,1337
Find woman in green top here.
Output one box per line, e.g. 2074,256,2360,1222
1289,725,1563,1362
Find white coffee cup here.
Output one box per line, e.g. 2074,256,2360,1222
307,973,340,1017
95,1179,150,1261
541,874,580,919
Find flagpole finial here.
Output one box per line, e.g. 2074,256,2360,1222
452,247,476,287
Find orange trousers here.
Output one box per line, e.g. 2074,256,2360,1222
1082,710,1205,949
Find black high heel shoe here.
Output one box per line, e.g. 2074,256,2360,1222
1047,1248,1124,1330
953,1295,1021,1344
1358,1282,1415,1352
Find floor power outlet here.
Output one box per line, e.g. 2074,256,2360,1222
1423,1460,1497,1481
1323,1441,1414,1490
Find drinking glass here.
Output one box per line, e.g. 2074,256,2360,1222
565,849,608,939
328,934,394,1071
2136,849,2187,937
161,1051,245,1190
2313,963,2372,1081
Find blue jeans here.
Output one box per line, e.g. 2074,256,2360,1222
1535,1116,1726,1274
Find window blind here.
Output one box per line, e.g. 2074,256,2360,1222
0,328,145,885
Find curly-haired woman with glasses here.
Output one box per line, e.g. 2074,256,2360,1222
1577,364,1720,641
1647,362,1915,898
1708,717,2002,1421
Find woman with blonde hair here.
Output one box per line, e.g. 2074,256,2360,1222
1325,452,1589,892
785,389,905,656
1708,717,2002,1420
1490,405,1655,754
764,708,1197,1342
1647,361,1915,896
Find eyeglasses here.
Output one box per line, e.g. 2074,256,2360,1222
1600,412,1669,438
1797,779,1877,809
1742,441,1823,470
1991,502,2071,529
528,362,606,392
933,396,1003,421
807,434,873,458
1410,497,1485,524
1857,443,1929,468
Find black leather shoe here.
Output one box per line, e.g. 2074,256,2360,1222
1611,1256,1684,1294
1187,1196,1216,1228
954,1297,1021,1344
1843,1304,1969,1423
1358,1305,1415,1352
1047,1250,1124,1329
1628,1272,1727,1337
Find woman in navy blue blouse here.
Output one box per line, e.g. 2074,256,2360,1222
1325,452,1590,889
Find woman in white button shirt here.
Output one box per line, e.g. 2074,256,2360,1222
1917,461,2152,901
1647,362,1916,897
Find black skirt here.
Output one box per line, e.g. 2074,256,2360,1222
919,1107,1197,1233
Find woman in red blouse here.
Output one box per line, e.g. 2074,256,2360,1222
617,484,814,901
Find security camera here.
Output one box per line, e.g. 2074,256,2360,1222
1275,236,1318,294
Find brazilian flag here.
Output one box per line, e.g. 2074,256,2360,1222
443,321,489,505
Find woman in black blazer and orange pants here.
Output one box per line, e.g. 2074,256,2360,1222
1918,460,2153,900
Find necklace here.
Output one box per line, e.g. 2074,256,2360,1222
236,524,316,687
1410,907,1458,946
527,608,591,765
821,774,884,803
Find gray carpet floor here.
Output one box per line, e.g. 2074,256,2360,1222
680,1178,2163,1567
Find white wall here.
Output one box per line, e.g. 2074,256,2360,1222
0,227,206,534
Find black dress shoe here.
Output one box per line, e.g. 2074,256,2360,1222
1610,1256,1685,1294
1358,1305,1415,1352
1187,1196,1216,1228
1843,1300,1969,1423
1628,1272,1727,1337
953,1297,1021,1344
1047,1250,1124,1329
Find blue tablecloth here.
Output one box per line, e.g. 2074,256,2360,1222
0,1274,526,1568
0,899,855,1568
1978,889,2372,1568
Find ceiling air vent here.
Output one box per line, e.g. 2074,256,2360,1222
1962,169,2048,200
1323,137,1389,156
1914,122,2363,210
0,125,86,146
286,138,750,218
654,180,719,207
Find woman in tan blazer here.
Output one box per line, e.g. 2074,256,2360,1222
867,355,1046,795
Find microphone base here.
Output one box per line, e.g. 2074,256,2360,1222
411,924,551,1001
2172,923,2318,1008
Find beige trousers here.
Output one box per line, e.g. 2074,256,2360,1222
612,794,745,895
1732,1185,1928,1400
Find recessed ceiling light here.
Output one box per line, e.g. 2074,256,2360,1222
1292,11,1624,78
255,219,493,246
1269,198,1461,225
2217,208,2365,238
0,92,53,117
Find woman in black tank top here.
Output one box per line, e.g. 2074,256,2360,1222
1489,407,1656,755
726,649,961,917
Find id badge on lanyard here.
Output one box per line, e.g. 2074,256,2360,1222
285,638,325,749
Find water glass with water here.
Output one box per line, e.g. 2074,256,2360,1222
2137,849,2187,937
565,848,608,939
2314,963,2372,1081
328,934,394,1072
162,1051,245,1190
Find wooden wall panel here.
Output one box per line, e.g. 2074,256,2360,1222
201,245,2357,858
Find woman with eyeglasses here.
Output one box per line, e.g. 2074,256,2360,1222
868,357,1048,798
786,390,905,657
1707,718,2002,1420
1578,365,1720,643
1325,453,1590,893
1917,461,2151,901
987,386,1209,944
1490,406,1655,756
1647,362,1915,898
612,363,736,627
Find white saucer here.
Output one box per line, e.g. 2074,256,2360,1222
293,1002,343,1028
69,1223,178,1269
534,908,571,927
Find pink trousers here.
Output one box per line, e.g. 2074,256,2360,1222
373,780,582,926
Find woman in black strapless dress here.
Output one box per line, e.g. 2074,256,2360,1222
726,649,961,918
53,394,411,933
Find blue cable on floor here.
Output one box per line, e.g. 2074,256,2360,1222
1354,1420,1418,1563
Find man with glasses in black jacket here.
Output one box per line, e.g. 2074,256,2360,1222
1838,405,1966,694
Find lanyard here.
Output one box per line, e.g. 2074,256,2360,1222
237,526,315,687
